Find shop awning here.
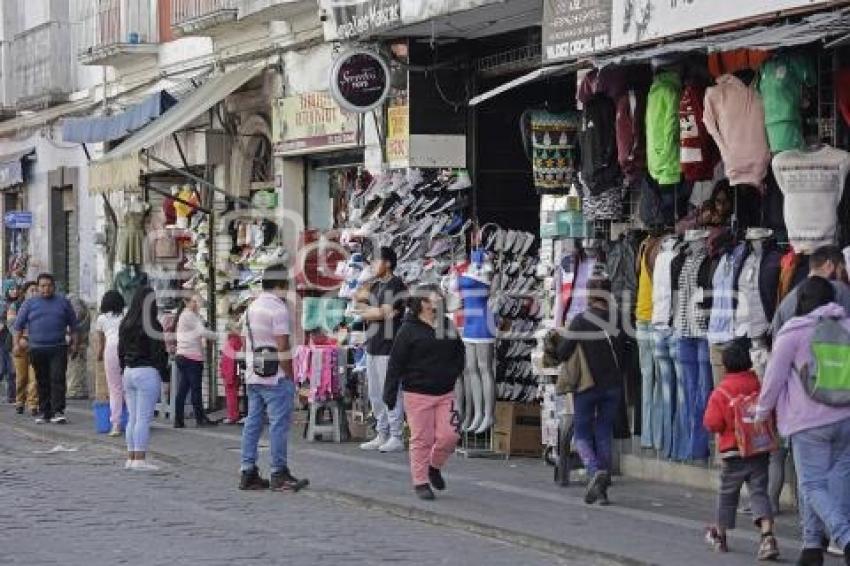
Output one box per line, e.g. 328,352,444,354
468,61,584,107
594,7,850,67
0,148,35,190
61,91,177,144
88,63,264,194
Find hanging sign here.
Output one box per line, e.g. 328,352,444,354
328,0,401,40
386,105,409,169
329,49,391,114
543,0,613,62
272,91,359,155
4,211,32,229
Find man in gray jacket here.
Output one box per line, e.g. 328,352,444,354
771,245,850,336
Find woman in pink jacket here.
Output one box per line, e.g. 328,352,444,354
756,277,850,566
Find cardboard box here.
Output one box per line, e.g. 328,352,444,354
493,401,542,458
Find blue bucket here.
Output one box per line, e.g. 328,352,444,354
93,401,110,433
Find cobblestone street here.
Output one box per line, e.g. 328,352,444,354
0,427,586,566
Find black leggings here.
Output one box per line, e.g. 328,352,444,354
175,356,204,422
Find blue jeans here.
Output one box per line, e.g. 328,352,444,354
653,328,677,459
123,367,162,452
637,322,658,448
573,386,622,477
241,379,295,474
1,348,14,402
792,419,850,550
676,337,712,461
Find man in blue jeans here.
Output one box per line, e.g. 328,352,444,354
239,263,308,492
13,273,78,424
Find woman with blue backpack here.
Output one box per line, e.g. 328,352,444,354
756,276,850,566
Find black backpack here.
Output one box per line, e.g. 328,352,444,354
579,93,621,196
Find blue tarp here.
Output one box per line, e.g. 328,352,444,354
62,91,177,144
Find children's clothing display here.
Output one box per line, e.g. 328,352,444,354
772,145,850,253
294,345,344,403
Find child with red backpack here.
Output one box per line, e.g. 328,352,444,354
703,338,780,561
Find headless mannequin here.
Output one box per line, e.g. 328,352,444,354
458,254,496,434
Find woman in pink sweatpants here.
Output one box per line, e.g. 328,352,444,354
384,284,465,500
94,291,126,436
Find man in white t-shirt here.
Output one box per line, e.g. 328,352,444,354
239,263,308,492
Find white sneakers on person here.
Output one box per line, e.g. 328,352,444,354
130,460,160,472
378,437,405,453
360,434,389,451
124,460,134,470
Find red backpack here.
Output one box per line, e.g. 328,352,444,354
717,389,779,457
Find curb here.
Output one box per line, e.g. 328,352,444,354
7,419,644,566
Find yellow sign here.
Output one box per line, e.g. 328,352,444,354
272,91,359,155
386,105,409,169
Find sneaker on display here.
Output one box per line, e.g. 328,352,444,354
378,436,405,453
360,434,389,451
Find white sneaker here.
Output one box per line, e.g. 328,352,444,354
360,434,389,451
124,460,134,470
379,437,405,453
130,460,160,472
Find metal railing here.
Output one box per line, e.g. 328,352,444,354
78,0,158,53
11,22,75,108
171,0,236,26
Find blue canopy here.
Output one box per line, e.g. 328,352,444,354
62,90,177,144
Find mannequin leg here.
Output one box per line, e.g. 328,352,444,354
464,342,484,432
474,343,496,434
454,374,466,426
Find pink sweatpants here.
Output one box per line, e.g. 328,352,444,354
104,342,123,427
403,391,459,486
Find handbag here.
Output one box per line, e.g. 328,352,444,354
245,307,279,378
556,344,595,394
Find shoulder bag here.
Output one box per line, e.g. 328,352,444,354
246,306,280,378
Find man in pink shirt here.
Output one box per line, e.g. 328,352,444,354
239,263,309,492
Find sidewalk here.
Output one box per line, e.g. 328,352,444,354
3,401,837,566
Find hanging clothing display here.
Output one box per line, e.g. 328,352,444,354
458,274,496,343
577,72,622,195
707,242,747,346
581,184,624,220
650,238,678,329
735,241,781,339
673,242,710,338
707,49,770,78
646,70,682,186
679,83,719,182
772,145,850,253
294,345,343,403
529,110,580,193
703,74,771,188
757,53,816,153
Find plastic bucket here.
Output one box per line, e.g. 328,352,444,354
93,401,110,433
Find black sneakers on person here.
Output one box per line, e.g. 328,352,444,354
584,471,609,505
415,484,435,500
239,467,270,491
15,406,23,415
428,466,446,491
270,469,309,492
796,548,824,566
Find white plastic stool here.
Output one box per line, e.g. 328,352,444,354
305,400,345,443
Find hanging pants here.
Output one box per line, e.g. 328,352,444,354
637,322,659,448
676,337,713,461
652,328,677,459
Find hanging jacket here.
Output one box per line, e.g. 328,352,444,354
679,83,719,182
636,235,659,323
707,243,747,345
578,93,622,195
646,71,682,186
735,240,782,339
605,232,639,312
651,237,679,328
757,53,816,153
703,74,772,188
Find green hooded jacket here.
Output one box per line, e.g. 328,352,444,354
646,71,682,186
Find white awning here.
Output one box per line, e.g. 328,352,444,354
468,61,584,107
594,8,850,67
89,63,264,194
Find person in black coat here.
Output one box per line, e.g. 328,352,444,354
384,284,465,501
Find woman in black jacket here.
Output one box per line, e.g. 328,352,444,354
118,287,169,472
551,277,623,505
384,284,465,500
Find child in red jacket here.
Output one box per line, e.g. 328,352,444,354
219,323,243,425
703,339,779,561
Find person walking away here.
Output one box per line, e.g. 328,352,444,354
118,287,169,471
65,295,91,399
173,294,217,428
13,274,79,424
0,285,18,403
353,246,408,453
220,320,243,425
10,282,37,415
384,285,465,500
239,263,308,492
703,339,780,560
548,277,623,505
94,291,125,436
756,276,850,566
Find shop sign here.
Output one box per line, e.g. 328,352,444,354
327,0,401,40
329,49,391,114
544,0,833,62
272,91,359,156
4,211,32,229
386,105,409,169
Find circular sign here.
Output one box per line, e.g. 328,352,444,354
329,49,391,114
